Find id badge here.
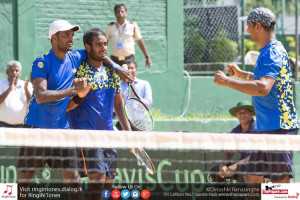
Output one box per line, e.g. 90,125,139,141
117,41,123,49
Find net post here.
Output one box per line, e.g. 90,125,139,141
296,0,299,82
241,0,245,71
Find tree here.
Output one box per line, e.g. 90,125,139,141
209,29,238,62
184,17,207,63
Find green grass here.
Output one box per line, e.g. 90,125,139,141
151,108,234,120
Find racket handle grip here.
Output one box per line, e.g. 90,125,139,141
122,64,128,70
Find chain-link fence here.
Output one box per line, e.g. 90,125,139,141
184,0,300,80
184,0,241,75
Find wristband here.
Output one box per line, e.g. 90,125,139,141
107,62,121,72
246,72,251,81
73,95,85,104
145,55,149,59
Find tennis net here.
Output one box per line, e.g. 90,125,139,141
1,127,300,199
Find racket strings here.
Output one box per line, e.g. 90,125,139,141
125,98,153,131
136,148,155,175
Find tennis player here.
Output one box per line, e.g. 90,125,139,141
67,28,131,200
18,20,89,200
214,7,300,183
18,20,132,200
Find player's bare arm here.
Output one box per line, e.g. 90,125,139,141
66,82,91,112
102,56,133,82
34,77,88,104
116,67,134,83
227,63,254,81
114,93,131,131
214,70,275,96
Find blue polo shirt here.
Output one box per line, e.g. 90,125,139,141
253,40,300,131
231,119,258,159
68,62,121,130
24,49,87,129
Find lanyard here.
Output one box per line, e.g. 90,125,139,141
116,22,127,40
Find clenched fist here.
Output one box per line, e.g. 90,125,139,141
227,63,242,78
73,77,89,96
214,70,228,87
117,67,133,83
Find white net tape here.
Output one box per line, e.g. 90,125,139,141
1,127,300,151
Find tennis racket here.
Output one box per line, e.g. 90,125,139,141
124,82,155,131
113,127,156,175
132,148,156,175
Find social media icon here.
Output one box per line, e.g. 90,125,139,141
131,189,140,199
141,189,151,199
111,189,120,199
101,189,111,199
121,189,130,199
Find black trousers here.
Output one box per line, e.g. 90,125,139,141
0,121,22,128
115,121,138,131
110,54,134,66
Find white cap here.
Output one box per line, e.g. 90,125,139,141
48,20,80,39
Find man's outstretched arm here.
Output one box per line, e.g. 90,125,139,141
102,56,133,83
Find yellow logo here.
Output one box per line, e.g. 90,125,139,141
72,68,77,73
38,62,44,68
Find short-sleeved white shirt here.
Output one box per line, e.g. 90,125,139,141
0,79,33,125
106,20,142,57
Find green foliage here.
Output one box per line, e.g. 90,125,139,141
285,36,296,58
184,0,219,6
244,36,298,58
288,51,296,58
209,29,238,62
184,17,207,62
245,0,295,16
184,31,207,63
244,38,260,53
151,108,172,119
286,36,296,48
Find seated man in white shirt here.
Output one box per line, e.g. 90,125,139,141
116,61,152,130
0,60,33,127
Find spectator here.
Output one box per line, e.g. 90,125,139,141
115,61,152,130
106,3,152,67
0,60,33,127
209,101,258,183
